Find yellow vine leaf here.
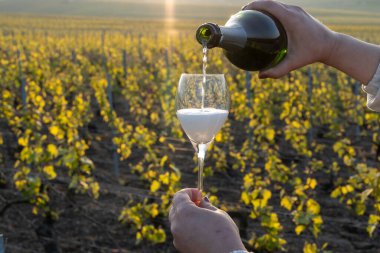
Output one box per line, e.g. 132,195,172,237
361,188,373,202
159,172,169,185
146,170,156,179
331,187,341,198
295,225,306,235
15,180,27,190
49,126,60,136
50,126,65,140
90,182,100,199
281,196,292,211
150,180,161,193
47,144,59,158
266,129,275,141
43,165,57,180
160,156,168,167
2,90,11,99
303,242,317,253
306,178,317,190
150,112,159,125
243,174,253,189
209,195,219,206
18,137,28,147
241,191,250,205
312,215,323,225
356,203,366,216
215,132,222,142
150,204,159,218
262,189,272,201
306,199,320,215
291,121,301,129
367,214,380,237
136,232,142,243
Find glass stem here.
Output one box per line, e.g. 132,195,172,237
197,144,207,192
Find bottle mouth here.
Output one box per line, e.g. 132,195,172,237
196,23,221,48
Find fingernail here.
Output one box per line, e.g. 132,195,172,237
204,196,210,202
242,4,248,10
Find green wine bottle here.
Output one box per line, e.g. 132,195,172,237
196,10,288,71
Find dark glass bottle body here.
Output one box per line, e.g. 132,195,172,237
196,10,288,71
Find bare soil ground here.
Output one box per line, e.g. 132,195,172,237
1,89,380,253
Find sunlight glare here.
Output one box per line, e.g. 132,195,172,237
165,0,175,34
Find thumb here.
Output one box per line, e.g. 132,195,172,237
172,188,203,206
199,196,218,211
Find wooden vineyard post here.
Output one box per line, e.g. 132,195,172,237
0,234,4,253
307,67,314,146
44,31,49,47
245,71,254,148
138,33,143,61
16,47,27,109
122,49,127,79
102,31,120,177
71,49,77,64
163,47,171,112
14,39,31,171
12,31,27,108
245,71,252,108
165,48,170,81
354,80,360,139
107,75,120,177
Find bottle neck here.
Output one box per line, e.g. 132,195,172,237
196,23,247,51
196,23,222,48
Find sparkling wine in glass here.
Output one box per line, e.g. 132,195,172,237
176,74,230,192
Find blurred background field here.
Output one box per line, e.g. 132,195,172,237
1,0,380,24
1,1,380,253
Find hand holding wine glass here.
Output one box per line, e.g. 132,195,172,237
169,189,247,253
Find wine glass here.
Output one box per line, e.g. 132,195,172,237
176,74,230,192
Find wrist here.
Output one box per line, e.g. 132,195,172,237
320,31,342,66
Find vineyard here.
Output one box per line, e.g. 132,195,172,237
0,11,380,253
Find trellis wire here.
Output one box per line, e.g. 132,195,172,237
307,67,314,145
